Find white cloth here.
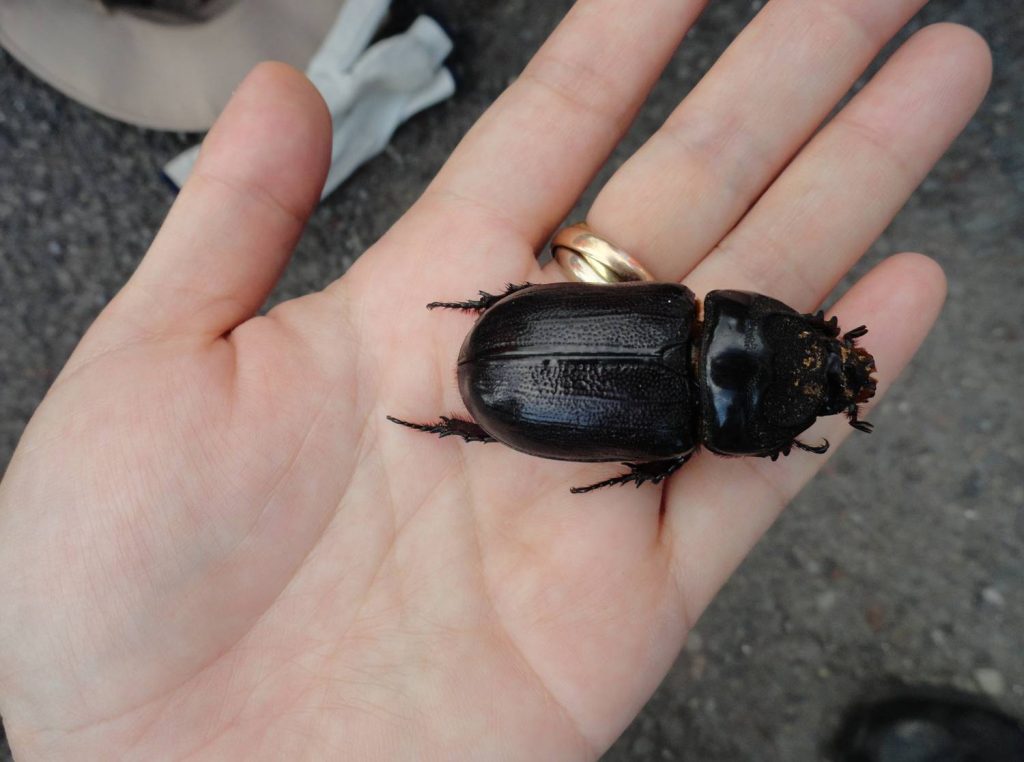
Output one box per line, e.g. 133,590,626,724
164,0,455,199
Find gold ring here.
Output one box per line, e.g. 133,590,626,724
551,223,654,283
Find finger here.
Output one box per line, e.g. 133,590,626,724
580,0,930,280
686,24,991,306
96,63,331,345
414,0,706,254
664,253,946,625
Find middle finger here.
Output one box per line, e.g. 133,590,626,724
583,0,928,280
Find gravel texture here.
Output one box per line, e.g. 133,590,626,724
0,1,1021,760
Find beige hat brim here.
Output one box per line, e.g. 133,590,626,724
0,0,346,131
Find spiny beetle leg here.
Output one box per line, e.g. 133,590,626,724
571,455,692,495
386,415,495,443
426,283,534,312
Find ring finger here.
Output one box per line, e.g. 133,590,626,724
579,0,932,281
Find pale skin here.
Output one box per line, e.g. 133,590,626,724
0,0,990,758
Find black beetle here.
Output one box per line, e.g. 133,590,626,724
389,282,877,493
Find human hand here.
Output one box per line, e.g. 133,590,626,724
0,1,990,759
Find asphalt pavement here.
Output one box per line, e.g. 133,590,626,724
0,1,1021,759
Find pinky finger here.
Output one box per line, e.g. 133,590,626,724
664,252,947,626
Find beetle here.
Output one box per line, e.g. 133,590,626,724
388,282,877,494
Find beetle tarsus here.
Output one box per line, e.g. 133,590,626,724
570,455,690,494
386,415,495,443
846,405,874,433
793,438,830,454
843,325,869,343
427,283,534,312
767,438,829,460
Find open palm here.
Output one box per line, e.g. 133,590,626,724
0,1,989,759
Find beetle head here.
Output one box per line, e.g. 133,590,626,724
821,327,877,425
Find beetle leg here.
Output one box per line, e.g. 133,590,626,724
766,438,828,460
793,438,830,454
570,455,692,495
427,283,534,312
846,404,874,433
843,325,869,343
803,310,841,338
386,415,495,443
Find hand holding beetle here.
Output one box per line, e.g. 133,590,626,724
0,3,989,759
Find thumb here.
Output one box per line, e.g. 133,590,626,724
92,62,332,350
